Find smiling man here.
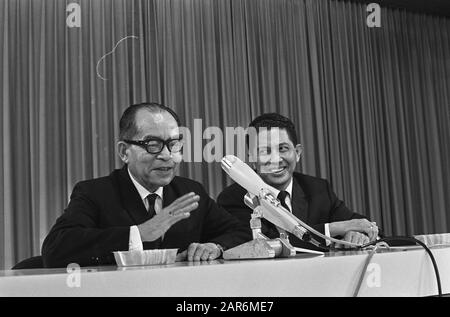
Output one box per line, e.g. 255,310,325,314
217,113,379,250
42,102,250,268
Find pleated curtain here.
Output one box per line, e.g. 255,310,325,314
1,0,449,269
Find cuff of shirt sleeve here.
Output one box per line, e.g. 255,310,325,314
324,223,331,246
129,225,144,251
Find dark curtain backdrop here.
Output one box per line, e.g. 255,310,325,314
1,0,449,269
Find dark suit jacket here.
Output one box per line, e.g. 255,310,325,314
41,166,251,268
217,172,367,250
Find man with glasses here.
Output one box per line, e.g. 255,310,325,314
42,103,250,268
217,113,379,250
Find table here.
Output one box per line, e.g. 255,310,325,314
1,245,449,296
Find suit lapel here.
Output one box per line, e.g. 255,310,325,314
116,166,151,225
162,182,177,208
291,177,309,222
161,179,189,234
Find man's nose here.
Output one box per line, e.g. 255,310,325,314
157,144,172,160
269,150,282,164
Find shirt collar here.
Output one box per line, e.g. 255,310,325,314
284,177,293,198
128,168,163,201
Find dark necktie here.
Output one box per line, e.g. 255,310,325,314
277,190,291,212
146,193,158,219
143,193,162,249
278,190,312,243
276,190,291,241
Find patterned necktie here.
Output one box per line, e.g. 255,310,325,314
146,193,158,219
277,190,291,213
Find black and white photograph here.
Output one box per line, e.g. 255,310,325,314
0,0,450,301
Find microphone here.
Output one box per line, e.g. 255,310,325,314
221,155,279,198
221,155,309,240
221,155,363,248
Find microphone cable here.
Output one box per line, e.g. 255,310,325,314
351,236,442,297
282,231,442,296
352,244,379,297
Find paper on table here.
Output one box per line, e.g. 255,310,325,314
414,233,450,248
294,247,324,256
113,249,178,266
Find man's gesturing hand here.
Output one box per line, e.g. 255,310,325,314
137,192,199,242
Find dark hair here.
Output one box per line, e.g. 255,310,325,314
248,113,298,145
119,102,181,140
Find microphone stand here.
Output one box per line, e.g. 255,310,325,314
223,193,315,260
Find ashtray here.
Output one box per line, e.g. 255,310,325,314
113,249,178,266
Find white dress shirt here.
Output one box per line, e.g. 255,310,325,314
127,169,163,251
279,178,331,245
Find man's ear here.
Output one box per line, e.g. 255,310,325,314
294,144,303,162
117,141,129,164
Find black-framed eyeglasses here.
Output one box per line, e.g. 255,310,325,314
123,136,184,154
